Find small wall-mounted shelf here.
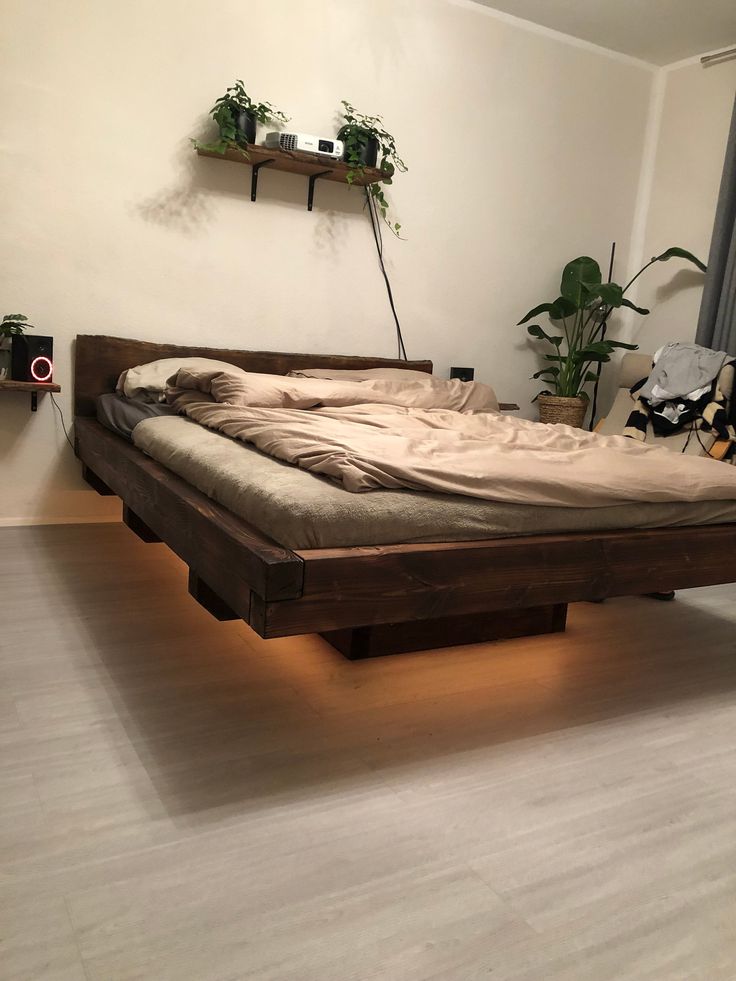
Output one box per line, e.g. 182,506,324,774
196,144,384,211
0,379,61,411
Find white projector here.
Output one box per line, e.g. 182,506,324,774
264,131,344,159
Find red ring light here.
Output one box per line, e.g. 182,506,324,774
31,356,53,383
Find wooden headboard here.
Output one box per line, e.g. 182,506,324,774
74,334,433,417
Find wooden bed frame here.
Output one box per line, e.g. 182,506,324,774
74,334,736,658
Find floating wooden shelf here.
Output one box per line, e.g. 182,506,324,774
196,144,385,210
0,379,61,411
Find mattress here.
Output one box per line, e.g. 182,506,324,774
132,416,736,550
96,393,176,440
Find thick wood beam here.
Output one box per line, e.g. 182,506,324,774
81,464,114,496
188,571,239,621
320,604,567,659
252,524,736,637
75,418,303,615
74,334,432,418
123,505,161,543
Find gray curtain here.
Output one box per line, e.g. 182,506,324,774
696,92,736,356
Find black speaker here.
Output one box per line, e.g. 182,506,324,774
11,335,54,383
450,366,474,382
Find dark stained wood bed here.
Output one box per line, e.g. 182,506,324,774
74,334,736,658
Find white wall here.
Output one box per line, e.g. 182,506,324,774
0,0,654,523
632,57,736,355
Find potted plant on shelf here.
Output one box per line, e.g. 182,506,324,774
518,247,707,427
338,101,407,236
0,314,32,380
193,80,289,155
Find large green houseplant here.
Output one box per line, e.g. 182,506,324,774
194,80,289,156
338,101,407,236
519,247,707,426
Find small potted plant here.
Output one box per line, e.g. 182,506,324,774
0,314,33,380
194,80,289,155
518,247,706,427
338,101,407,236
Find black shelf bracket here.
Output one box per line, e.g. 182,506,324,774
251,159,275,202
307,171,333,212
31,391,38,412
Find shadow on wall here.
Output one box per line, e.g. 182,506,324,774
654,266,707,305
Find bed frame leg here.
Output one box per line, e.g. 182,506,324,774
320,603,568,660
82,465,115,496
122,505,161,543
188,570,239,621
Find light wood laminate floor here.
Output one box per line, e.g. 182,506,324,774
2,522,736,980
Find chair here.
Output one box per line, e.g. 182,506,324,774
597,352,735,459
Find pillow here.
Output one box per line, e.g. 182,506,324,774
117,357,247,403
288,366,434,383
287,366,498,410
168,368,499,413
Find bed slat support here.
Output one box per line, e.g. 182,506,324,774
188,571,239,621
320,604,568,659
122,505,161,543
82,464,114,496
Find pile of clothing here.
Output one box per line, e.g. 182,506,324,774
624,342,736,458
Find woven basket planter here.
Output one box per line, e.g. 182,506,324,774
538,395,587,428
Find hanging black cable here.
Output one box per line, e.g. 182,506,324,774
364,187,407,360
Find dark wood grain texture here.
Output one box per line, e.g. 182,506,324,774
250,526,736,637
75,418,303,614
74,334,432,417
320,604,568,659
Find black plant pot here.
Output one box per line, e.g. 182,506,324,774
339,128,379,168
232,109,257,146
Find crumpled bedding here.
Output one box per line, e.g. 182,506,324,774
164,368,736,508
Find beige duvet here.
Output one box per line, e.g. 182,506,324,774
165,369,736,508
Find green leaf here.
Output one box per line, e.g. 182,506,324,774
587,282,623,307
653,246,707,273
518,297,576,325
620,297,650,315
549,296,578,320
518,303,556,325
3,314,27,321
581,341,615,355
572,342,612,364
606,340,639,350
583,371,599,383
526,324,563,345
560,256,602,306
532,367,560,379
